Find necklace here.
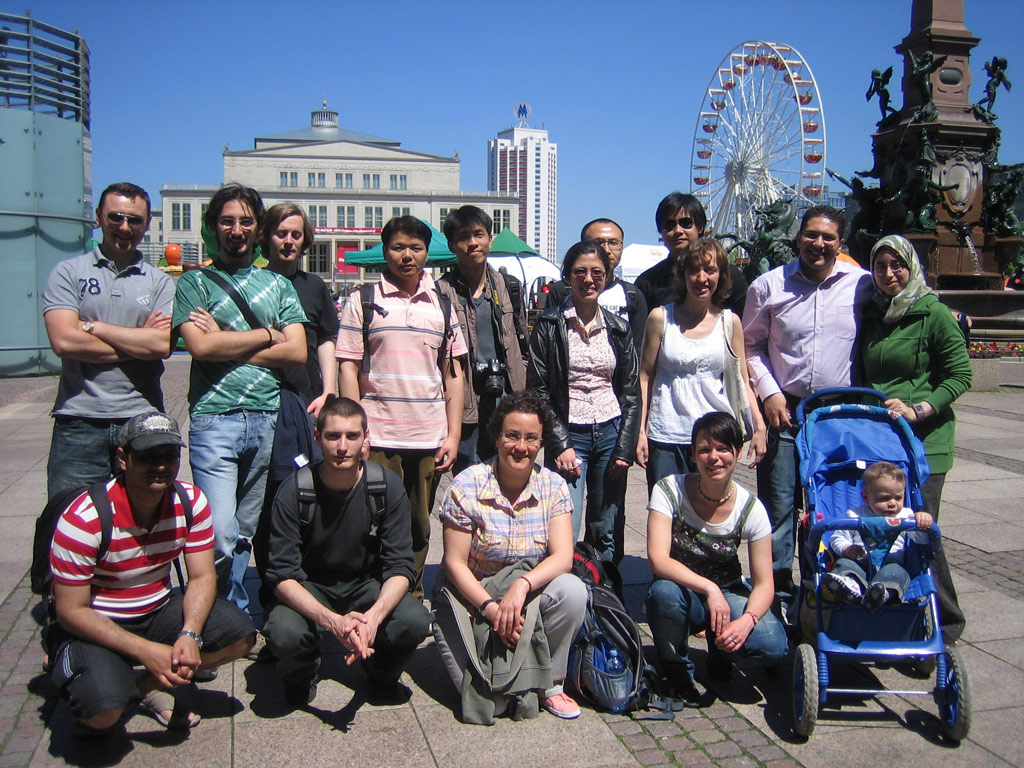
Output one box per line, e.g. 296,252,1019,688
697,478,734,505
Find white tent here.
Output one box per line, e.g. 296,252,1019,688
487,254,563,303
619,243,668,283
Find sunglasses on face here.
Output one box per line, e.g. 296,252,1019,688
661,217,696,232
106,212,147,228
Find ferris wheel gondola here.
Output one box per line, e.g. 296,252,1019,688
690,40,827,240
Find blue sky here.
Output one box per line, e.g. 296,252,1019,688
24,0,1024,253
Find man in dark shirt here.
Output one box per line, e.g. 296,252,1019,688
634,192,747,317
261,203,339,414
262,397,430,706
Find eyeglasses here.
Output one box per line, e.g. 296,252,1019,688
500,431,542,447
592,238,623,249
873,260,908,275
218,216,257,230
660,217,696,232
134,448,181,465
106,211,147,228
570,267,607,280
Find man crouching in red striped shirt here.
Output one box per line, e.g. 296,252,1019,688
48,412,255,738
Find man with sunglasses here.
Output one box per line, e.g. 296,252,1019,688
172,184,307,614
634,192,748,316
43,183,175,500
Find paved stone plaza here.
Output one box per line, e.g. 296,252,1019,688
0,355,1021,767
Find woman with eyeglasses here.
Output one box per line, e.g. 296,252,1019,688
526,241,641,564
637,238,766,494
432,391,587,722
861,234,971,641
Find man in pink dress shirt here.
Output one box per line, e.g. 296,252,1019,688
742,205,872,614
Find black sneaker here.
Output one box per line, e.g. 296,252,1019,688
365,679,412,705
666,679,704,708
821,572,863,605
284,678,318,707
863,583,888,613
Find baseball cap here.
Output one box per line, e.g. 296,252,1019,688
119,412,185,451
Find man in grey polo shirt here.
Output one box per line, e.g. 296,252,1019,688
43,182,175,498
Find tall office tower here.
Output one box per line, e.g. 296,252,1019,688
487,117,557,262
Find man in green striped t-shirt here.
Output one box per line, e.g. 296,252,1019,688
172,184,307,614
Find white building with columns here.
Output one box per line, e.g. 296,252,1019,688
160,104,517,278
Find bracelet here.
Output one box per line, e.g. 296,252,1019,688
265,328,274,346
743,610,759,627
478,598,496,615
520,574,534,592
177,629,204,649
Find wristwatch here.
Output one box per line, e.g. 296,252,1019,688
178,630,204,649
82,321,95,333
913,403,927,419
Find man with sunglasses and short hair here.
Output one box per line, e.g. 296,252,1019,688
172,184,307,613
43,183,176,500
634,192,748,316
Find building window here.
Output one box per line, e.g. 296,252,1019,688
337,205,355,227
318,172,325,188
364,206,383,228
363,173,371,189
344,173,353,188
492,209,511,234
372,174,380,189
171,202,191,230
336,172,354,188
307,243,330,275
389,174,408,190
309,205,328,227
439,207,450,229
290,172,298,187
281,172,289,187
392,206,410,217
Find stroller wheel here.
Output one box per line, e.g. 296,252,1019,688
935,646,971,742
792,643,819,738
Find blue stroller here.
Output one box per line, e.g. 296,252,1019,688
790,388,971,741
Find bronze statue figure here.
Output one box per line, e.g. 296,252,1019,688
908,49,948,122
866,67,897,123
891,162,959,231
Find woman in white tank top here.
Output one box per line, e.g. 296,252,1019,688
636,238,766,493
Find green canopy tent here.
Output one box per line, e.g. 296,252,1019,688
342,221,457,266
489,228,539,256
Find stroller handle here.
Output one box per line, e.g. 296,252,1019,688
810,517,941,540
796,387,890,423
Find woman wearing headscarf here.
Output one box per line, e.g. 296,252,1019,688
861,234,972,641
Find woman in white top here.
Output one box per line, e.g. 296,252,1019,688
646,411,787,706
636,238,765,493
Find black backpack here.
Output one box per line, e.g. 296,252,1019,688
32,480,193,596
360,283,454,375
254,460,390,607
498,271,529,359
566,543,656,714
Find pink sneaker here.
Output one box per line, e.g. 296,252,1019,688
541,691,580,719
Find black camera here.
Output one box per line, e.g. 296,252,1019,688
475,358,507,397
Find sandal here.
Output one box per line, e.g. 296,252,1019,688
139,690,201,730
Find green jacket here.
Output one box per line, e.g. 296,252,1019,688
861,293,971,474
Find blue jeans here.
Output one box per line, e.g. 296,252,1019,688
756,423,802,606
833,558,911,598
549,418,626,563
47,416,127,498
188,410,276,615
453,422,496,476
646,579,789,683
645,439,696,496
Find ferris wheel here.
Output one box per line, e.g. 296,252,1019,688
690,40,826,239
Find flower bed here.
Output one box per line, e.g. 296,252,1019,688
968,342,1024,359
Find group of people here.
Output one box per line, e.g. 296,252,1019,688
40,180,970,735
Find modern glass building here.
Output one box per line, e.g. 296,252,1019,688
0,11,92,375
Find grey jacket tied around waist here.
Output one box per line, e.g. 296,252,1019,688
433,558,553,725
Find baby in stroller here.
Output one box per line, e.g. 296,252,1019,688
821,461,933,612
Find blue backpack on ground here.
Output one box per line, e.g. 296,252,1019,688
566,543,655,714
